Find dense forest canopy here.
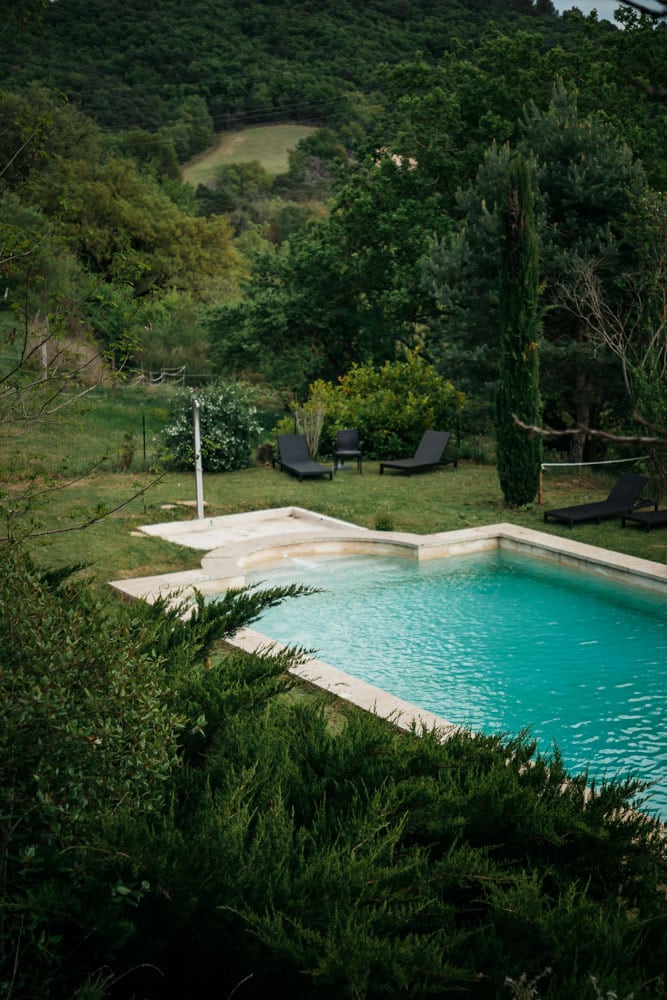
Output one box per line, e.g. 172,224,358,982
1,0,666,459
2,0,578,132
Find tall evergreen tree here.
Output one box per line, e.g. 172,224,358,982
494,155,542,506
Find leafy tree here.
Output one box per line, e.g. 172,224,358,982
26,153,241,298
208,227,364,398
274,126,348,199
322,151,448,353
169,94,215,161
115,127,182,181
0,86,104,194
494,156,543,505
427,83,659,458
265,200,326,245
195,160,274,228
587,6,667,189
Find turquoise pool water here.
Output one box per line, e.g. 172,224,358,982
249,550,667,821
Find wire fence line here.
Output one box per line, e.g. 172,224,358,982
0,356,215,389
132,366,186,386
541,455,649,469
538,454,650,503
131,366,219,388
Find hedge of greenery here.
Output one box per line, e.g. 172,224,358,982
1,544,666,999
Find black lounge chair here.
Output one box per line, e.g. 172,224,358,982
622,508,667,532
275,433,332,481
333,429,362,473
379,430,457,476
543,472,655,528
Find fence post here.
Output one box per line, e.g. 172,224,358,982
192,398,205,519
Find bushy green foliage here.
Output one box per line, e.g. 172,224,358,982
162,381,262,472
284,351,465,460
134,290,210,374
196,160,274,225
2,542,666,998
0,548,183,995
104,706,667,999
0,545,310,997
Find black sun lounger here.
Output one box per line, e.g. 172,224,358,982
379,430,457,476
621,509,667,532
275,433,332,481
543,473,654,528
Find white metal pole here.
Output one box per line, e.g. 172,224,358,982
192,398,205,519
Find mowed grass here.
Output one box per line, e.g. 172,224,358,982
19,460,667,587
182,124,318,186
5,384,665,584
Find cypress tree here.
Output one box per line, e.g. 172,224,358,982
494,154,542,506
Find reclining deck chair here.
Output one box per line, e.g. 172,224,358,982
543,472,654,528
379,430,457,476
275,433,332,481
622,508,667,532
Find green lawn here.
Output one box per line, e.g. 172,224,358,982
181,124,318,186
5,383,664,584
20,460,667,587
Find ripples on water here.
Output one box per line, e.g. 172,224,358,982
244,551,667,821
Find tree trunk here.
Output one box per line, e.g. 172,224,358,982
568,370,589,464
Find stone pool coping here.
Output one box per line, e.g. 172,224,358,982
109,506,667,740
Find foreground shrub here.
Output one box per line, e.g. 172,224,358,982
104,705,667,1000
162,380,261,472
0,548,307,997
0,548,183,996
2,546,666,999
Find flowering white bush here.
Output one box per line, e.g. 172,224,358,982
162,382,261,472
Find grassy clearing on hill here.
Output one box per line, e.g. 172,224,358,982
182,124,318,186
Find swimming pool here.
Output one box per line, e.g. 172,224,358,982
249,549,667,821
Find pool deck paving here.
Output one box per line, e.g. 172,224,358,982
109,506,667,740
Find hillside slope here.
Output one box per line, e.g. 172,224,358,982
2,0,573,133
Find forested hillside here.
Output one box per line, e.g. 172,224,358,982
3,0,572,134
1,0,666,460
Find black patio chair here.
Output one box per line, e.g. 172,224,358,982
379,430,457,476
275,433,332,481
543,472,655,528
333,429,362,473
